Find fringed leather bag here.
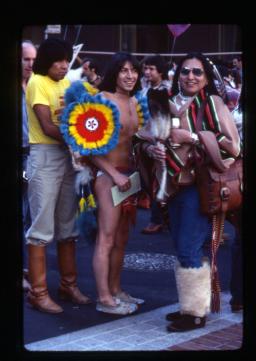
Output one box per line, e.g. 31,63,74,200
194,101,243,216
194,100,243,313
196,132,243,215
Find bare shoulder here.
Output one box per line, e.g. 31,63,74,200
209,94,234,120
209,94,225,106
99,91,112,100
131,95,138,104
131,95,138,107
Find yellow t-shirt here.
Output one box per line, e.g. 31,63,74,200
26,74,70,144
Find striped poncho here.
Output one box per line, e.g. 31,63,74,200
134,88,240,198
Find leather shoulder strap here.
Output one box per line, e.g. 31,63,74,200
198,131,228,172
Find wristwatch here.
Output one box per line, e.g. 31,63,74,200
191,132,199,145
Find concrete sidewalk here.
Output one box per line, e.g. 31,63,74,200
24,291,242,352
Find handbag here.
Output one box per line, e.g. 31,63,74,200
194,101,243,216
196,156,243,215
194,99,243,313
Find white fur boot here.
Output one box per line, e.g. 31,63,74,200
167,259,211,332
175,259,211,317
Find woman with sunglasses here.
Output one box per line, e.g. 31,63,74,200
135,52,240,332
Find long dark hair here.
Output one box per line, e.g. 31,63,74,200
98,52,141,96
171,52,220,98
33,38,73,75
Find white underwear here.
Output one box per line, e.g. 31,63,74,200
96,170,104,177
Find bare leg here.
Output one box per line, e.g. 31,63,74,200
109,215,130,295
93,174,122,306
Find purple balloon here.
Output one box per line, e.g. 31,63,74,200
167,24,191,37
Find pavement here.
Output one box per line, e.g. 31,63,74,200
24,292,242,351
23,207,244,352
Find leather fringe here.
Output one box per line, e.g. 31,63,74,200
210,212,225,313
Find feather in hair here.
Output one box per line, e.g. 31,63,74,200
206,57,228,103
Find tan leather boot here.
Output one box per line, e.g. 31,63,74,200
27,244,63,313
57,241,91,304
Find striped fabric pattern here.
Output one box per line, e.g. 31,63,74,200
166,89,235,177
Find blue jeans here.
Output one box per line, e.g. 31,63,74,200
230,231,243,305
168,184,210,268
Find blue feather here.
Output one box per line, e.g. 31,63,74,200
135,92,150,125
60,91,121,156
76,209,97,243
64,81,88,104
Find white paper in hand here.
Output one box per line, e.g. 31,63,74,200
111,171,141,207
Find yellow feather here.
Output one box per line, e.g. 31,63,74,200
87,194,96,208
79,197,87,212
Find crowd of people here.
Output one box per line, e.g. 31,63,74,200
22,37,243,333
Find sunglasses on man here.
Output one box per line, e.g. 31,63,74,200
180,67,204,77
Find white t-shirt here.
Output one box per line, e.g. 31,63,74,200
66,67,87,83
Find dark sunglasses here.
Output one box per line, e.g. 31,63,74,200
180,67,204,77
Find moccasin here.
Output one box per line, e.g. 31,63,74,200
115,291,145,305
96,298,138,315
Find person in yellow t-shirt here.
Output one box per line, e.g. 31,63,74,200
26,73,70,144
25,38,91,314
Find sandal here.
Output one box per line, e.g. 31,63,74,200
115,291,145,305
96,298,138,315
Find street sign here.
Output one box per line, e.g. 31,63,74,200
69,43,84,70
45,25,61,34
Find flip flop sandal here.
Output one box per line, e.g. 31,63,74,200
96,299,138,315
115,291,145,305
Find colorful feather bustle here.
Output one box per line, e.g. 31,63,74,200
64,81,99,105
83,82,99,96
135,92,150,129
61,88,121,156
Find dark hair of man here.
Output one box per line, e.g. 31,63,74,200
82,57,100,74
98,52,141,96
33,38,73,75
144,54,168,80
171,52,220,98
147,88,171,118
